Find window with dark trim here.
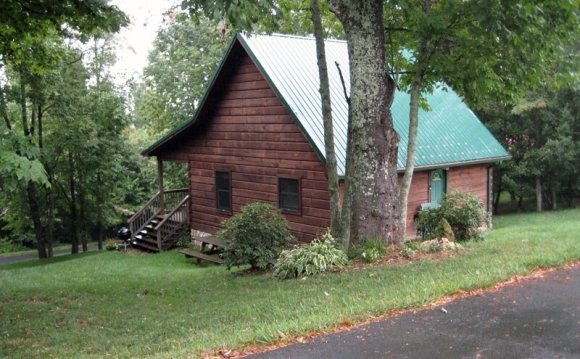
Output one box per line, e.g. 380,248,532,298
279,178,300,214
215,171,231,212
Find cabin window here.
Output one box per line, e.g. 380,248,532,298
216,171,231,212
279,178,300,214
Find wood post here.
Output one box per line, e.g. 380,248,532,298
158,157,164,213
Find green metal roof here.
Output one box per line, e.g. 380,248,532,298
145,33,510,174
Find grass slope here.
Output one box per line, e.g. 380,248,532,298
1,209,579,358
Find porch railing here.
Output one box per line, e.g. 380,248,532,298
155,195,190,250
128,188,188,242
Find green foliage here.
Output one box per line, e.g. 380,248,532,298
480,84,580,212
219,202,292,270
0,0,127,74
273,230,347,279
400,246,416,259
436,218,455,242
348,237,387,262
417,192,485,241
134,17,226,132
104,239,117,251
0,237,26,254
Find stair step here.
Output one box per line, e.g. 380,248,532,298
134,241,160,252
195,235,225,248
180,249,223,264
137,236,158,245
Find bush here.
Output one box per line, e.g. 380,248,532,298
348,237,387,262
273,230,348,279
219,202,292,270
0,237,27,254
436,218,455,241
104,239,117,251
400,246,416,259
417,191,485,241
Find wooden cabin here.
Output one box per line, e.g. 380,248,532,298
129,34,509,251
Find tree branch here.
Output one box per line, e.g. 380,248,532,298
384,27,412,32
334,61,350,107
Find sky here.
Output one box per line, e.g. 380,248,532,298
110,0,178,82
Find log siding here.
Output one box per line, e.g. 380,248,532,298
154,42,492,242
402,164,489,236
160,51,330,241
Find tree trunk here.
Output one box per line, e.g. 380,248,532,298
398,1,432,238
493,167,503,214
19,70,29,137
27,183,47,259
0,83,12,130
311,0,342,239
69,152,79,254
330,0,402,245
535,176,542,212
80,187,88,252
96,174,104,250
19,73,48,259
399,72,423,235
38,104,53,258
46,186,54,258
551,187,557,210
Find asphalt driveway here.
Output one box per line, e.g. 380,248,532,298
249,264,580,359
0,242,100,265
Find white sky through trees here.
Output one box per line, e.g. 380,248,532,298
111,0,178,82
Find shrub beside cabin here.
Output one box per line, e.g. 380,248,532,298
131,34,509,251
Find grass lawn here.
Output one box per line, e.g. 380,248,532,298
1,209,579,358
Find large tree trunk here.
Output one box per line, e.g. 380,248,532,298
330,0,402,245
535,176,542,212
311,0,342,239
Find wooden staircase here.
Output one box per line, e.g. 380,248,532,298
128,189,190,252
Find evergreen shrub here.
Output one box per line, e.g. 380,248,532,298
219,202,292,270
417,191,485,241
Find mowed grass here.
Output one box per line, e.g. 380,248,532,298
1,209,579,358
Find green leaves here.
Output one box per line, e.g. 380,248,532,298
273,230,347,279
0,150,49,187
219,202,293,270
134,17,226,132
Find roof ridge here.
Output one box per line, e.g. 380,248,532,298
242,32,346,44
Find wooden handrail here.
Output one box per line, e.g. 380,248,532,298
164,188,189,194
128,191,161,223
155,195,190,250
155,195,190,231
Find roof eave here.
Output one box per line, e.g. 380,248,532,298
397,155,512,172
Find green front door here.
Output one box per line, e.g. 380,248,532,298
430,169,447,205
